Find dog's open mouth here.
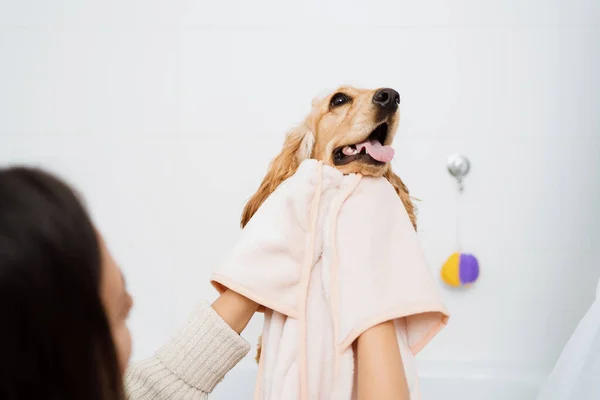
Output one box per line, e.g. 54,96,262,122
333,122,395,166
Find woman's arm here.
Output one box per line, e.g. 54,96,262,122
211,289,259,334
355,320,410,400
124,290,258,400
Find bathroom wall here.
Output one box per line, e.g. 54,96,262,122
1,0,599,395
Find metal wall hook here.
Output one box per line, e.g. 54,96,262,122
447,154,471,192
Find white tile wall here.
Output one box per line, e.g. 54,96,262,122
1,0,599,395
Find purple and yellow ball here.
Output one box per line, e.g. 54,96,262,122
441,252,479,287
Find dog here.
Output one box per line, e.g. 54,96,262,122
239,86,417,362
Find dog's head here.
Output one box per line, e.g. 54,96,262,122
240,86,416,229
311,86,401,177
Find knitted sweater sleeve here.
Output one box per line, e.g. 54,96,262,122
124,302,251,399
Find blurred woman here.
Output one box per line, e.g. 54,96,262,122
0,166,257,400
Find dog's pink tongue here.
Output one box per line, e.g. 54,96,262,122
357,140,395,163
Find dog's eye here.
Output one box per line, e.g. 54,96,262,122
330,93,350,108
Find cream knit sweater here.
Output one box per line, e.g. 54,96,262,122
125,302,251,399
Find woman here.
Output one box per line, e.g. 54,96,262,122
0,166,408,399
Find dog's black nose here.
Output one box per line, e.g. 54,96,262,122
372,88,400,111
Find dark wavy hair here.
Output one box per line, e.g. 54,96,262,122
0,166,124,400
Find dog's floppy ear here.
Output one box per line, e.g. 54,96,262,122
383,169,418,230
240,124,315,228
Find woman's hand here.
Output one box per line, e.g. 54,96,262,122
355,320,410,400
211,289,259,334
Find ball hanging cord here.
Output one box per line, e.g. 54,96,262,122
454,181,462,253
441,154,479,288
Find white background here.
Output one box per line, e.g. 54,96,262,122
1,0,599,397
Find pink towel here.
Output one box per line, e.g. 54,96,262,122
212,159,449,399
